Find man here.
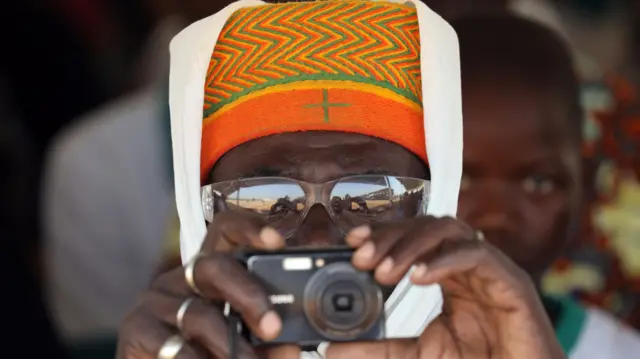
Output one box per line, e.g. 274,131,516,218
510,0,640,328
117,1,564,359
452,14,640,356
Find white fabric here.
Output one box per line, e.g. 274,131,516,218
169,0,462,348
570,308,640,359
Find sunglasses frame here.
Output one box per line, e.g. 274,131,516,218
201,175,430,235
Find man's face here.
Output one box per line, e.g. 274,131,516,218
457,84,582,282
210,131,429,247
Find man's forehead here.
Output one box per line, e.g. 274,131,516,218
210,132,429,182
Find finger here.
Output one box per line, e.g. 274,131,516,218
325,339,417,359
140,292,258,359
151,254,282,341
195,254,282,340
256,345,301,359
375,217,473,285
409,240,529,290
203,211,285,253
351,221,408,270
152,267,199,297
117,313,206,359
344,225,372,247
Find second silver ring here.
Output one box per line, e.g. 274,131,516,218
176,297,195,332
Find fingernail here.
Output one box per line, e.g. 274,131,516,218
411,263,428,280
347,226,371,242
354,242,375,261
260,227,283,248
259,311,282,339
377,257,394,274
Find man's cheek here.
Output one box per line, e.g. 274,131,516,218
534,199,573,252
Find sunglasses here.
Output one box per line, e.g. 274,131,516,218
202,175,430,239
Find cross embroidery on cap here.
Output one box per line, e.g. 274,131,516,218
304,89,350,123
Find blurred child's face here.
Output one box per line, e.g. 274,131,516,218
457,83,581,282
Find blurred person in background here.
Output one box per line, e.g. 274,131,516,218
41,0,243,356
511,0,640,329
453,14,640,357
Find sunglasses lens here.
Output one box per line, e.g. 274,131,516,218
204,175,429,239
210,178,306,238
329,176,428,230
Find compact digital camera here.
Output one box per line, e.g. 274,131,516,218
236,247,385,347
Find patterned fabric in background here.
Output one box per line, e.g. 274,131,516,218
543,74,640,329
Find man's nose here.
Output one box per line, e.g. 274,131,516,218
288,204,343,247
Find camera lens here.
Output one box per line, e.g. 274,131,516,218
303,262,383,341
321,281,364,326
332,293,354,312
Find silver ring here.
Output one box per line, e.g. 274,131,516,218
475,230,485,242
184,253,208,296
157,335,185,359
176,297,194,332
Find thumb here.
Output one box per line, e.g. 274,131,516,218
417,317,457,357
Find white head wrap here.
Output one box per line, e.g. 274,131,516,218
168,0,462,352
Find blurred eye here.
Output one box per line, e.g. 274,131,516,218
522,174,555,195
460,173,471,191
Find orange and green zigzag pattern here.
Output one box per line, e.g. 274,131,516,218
204,1,422,119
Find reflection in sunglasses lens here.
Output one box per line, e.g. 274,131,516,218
330,176,426,232
213,179,305,238
206,176,428,238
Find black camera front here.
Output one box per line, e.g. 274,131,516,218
237,247,385,347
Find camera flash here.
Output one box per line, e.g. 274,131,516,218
283,257,312,271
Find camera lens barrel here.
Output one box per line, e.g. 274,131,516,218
303,262,383,341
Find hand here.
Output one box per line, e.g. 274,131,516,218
116,212,299,359
327,216,565,359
